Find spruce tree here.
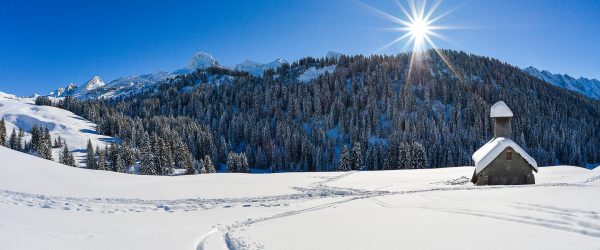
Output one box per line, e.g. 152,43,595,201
337,146,351,171
139,135,156,175
351,143,363,170
109,143,125,172
8,128,17,150
36,127,53,160
60,142,76,167
0,118,6,146
203,155,216,173
97,148,109,171
227,152,237,173
86,139,96,169
238,153,249,173
17,128,24,151
413,142,428,169
397,143,408,169
159,139,173,175
122,143,136,170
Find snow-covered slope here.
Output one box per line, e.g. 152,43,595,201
0,93,117,166
523,66,600,99
79,76,106,92
43,51,342,100
298,65,336,83
174,52,221,75
235,58,287,76
1,145,598,250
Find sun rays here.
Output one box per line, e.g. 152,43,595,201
359,0,463,82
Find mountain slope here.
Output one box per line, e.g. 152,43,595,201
1,146,599,249
46,52,279,100
523,66,600,99
235,58,288,76
0,92,117,166
73,50,598,172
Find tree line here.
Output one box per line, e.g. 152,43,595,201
30,50,600,173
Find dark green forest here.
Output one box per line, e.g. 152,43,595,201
37,50,600,174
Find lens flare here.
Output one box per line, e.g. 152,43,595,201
359,0,463,81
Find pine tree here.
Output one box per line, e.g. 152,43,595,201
0,118,6,146
17,128,24,151
8,128,18,150
54,136,63,148
337,146,351,171
227,152,237,173
158,139,172,175
109,143,125,172
59,142,76,167
351,143,363,170
174,140,194,174
37,127,53,160
97,147,109,171
203,155,216,173
86,139,96,169
122,143,136,170
238,153,249,173
139,135,156,175
30,124,40,152
413,142,428,169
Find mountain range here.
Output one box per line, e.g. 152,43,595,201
45,51,600,102
47,52,294,100
523,66,600,99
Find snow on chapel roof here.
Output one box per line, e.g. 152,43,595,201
490,101,513,117
472,137,538,174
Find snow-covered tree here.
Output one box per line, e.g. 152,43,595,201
0,118,6,146
86,139,96,169
351,143,363,170
413,142,428,169
59,142,76,167
97,147,109,171
17,128,24,151
337,146,351,171
109,143,125,173
202,155,216,173
8,128,18,150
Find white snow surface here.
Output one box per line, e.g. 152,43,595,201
0,94,117,166
173,52,222,75
79,76,105,92
235,58,287,76
1,147,599,249
473,137,538,174
490,101,513,117
298,65,336,83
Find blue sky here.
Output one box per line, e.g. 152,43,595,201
1,0,599,96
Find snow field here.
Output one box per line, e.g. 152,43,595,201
0,147,599,249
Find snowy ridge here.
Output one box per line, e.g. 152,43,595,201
473,137,538,174
523,66,600,99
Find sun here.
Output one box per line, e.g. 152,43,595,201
358,0,463,80
408,16,430,49
410,18,429,38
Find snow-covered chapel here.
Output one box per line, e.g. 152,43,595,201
471,101,538,185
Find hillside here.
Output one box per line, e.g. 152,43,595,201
1,146,599,249
51,50,600,175
0,92,117,166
